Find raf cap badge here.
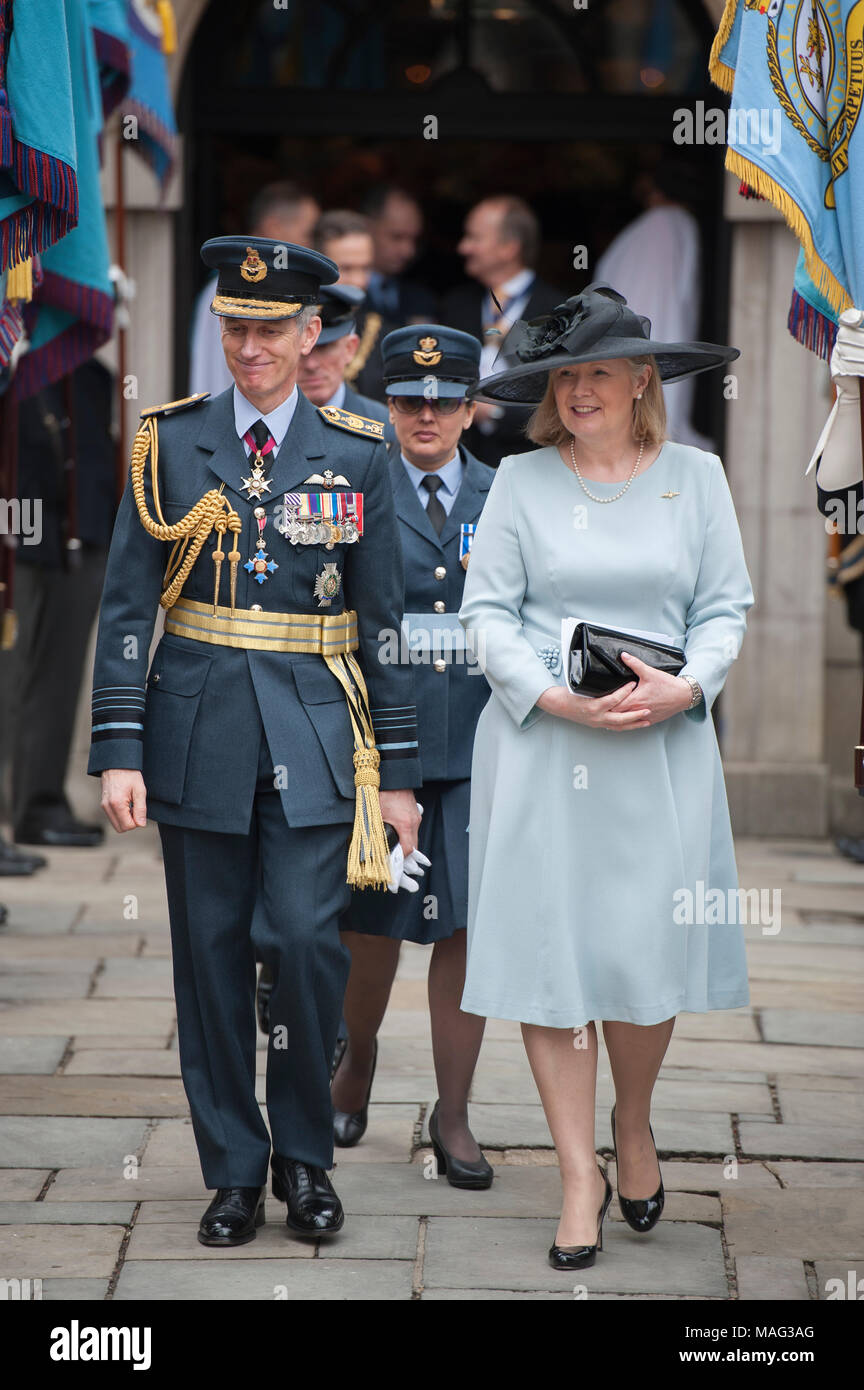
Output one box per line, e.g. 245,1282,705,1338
412,335,442,367
314,562,341,607
240,247,268,283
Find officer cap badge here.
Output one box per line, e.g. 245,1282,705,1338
240,247,267,283
413,335,442,366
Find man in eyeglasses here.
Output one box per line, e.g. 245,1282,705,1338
329,326,497,1185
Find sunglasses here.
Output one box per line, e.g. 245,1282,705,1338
389,395,468,416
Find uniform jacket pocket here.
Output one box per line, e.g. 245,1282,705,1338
291,658,356,800
143,641,213,804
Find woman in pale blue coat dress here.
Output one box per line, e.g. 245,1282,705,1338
458,284,754,1271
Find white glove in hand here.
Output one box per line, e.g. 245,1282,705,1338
387,801,430,893
806,307,864,485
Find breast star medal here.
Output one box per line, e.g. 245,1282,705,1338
313,561,341,607
244,510,279,584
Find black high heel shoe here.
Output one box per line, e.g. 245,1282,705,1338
548,1165,613,1270
610,1103,665,1233
428,1101,494,1189
332,1038,377,1147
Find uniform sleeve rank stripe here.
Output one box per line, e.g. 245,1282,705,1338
139,392,211,420
317,405,384,439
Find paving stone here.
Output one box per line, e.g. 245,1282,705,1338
0,1037,69,1074
46,1167,208,1203
301,1215,418,1261
671,1011,759,1041
141,1122,199,1167
64,1049,181,1078
0,975,91,1002
422,1216,728,1296
812,1261,864,1300
739,1121,864,1161
421,1288,720,1301
665,1038,864,1078
766,1162,864,1187
777,1088,864,1126
124,1221,315,1261
759,1009,864,1049
72,1036,173,1051
0,1224,124,1277
722,1188,864,1258
113,1258,414,1300
321,1105,418,1165
0,1075,188,1117
1,958,96,975
750,981,864,1010
92,959,174,999
0,1001,175,1037
40,1278,110,1300
0,1170,50,1199
0,1117,148,1168
0,1202,135,1224
0,904,80,933
734,1256,810,1300
775,1073,864,1093
0,934,140,959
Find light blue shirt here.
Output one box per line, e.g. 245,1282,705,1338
324,382,347,409
233,385,299,455
401,450,464,517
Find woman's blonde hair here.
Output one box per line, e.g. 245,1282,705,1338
525,356,666,450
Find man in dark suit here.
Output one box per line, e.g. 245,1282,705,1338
443,195,563,465
362,185,438,323
89,237,421,1247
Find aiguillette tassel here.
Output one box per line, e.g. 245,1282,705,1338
211,518,226,614
227,515,242,615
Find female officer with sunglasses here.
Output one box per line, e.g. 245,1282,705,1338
331,325,497,1188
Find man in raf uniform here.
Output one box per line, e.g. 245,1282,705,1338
89,237,421,1246
331,326,496,1186
297,283,395,439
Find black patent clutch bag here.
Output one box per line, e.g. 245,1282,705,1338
567,621,686,698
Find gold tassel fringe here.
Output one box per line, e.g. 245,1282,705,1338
6,257,33,304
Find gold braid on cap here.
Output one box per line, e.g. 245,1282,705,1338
344,311,381,383
130,415,243,614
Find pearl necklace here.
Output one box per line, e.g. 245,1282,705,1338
568,436,645,503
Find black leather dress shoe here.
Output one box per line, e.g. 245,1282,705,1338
197,1186,266,1246
610,1103,665,1233
16,813,104,848
0,838,46,875
270,1155,344,1236
428,1100,494,1189
548,1167,613,1270
332,1038,377,1148
256,963,273,1035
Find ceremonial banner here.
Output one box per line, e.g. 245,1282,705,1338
710,0,864,341
124,0,178,189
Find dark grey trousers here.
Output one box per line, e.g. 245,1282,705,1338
157,730,353,1188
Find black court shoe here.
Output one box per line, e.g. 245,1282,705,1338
610,1103,665,1233
270,1156,344,1236
548,1166,613,1271
197,1186,266,1246
428,1100,494,1190
332,1038,377,1148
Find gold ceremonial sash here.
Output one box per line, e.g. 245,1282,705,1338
162,598,390,890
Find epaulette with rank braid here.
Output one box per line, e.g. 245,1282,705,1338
139,392,210,420
317,404,384,440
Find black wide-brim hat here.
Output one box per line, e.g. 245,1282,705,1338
468,283,739,405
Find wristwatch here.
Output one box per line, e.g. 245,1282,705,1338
681,674,703,709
